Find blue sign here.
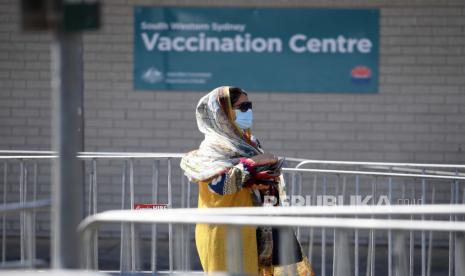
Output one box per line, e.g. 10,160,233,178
134,7,379,93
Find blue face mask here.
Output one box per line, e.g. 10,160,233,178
235,109,253,129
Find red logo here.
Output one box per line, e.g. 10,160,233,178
134,203,168,210
351,66,372,79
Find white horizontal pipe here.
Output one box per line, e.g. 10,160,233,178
1,156,463,180
0,199,51,214
0,154,184,159
0,150,56,154
0,150,184,158
0,156,56,159
1,151,464,168
367,165,465,178
296,159,465,169
85,204,465,217
283,168,465,180
80,152,184,158
78,209,465,234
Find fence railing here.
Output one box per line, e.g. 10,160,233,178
0,199,49,269
1,150,464,275
78,206,465,276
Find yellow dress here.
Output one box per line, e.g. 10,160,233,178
195,180,259,274
195,181,314,276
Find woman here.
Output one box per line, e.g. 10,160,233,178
180,86,313,275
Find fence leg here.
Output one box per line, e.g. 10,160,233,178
174,224,183,271
19,161,25,264
32,162,37,265
120,223,131,272
393,231,409,276
449,182,455,276
1,162,6,265
333,229,353,276
24,211,33,268
167,158,173,273
120,161,128,273
307,174,317,264
455,233,465,276
227,226,244,274
151,160,159,273
427,187,436,276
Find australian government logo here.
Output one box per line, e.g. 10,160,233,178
142,66,212,85
142,67,164,83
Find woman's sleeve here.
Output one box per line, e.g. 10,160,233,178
207,162,251,195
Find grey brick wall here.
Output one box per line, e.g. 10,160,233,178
1,0,465,239
1,0,464,162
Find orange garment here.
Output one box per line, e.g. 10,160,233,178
195,180,314,276
195,180,259,274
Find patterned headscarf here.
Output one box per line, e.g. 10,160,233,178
180,86,263,182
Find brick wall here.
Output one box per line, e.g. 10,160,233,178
1,0,464,163
1,0,465,240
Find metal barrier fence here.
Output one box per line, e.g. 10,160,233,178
0,199,49,268
0,151,303,271
1,150,464,275
282,165,465,276
78,206,465,276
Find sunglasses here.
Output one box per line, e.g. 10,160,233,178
235,101,252,112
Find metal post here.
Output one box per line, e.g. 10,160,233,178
457,179,465,276
449,182,454,276
427,186,435,276
333,175,340,276
388,176,393,276
168,158,173,272
23,162,28,264
19,161,25,263
50,29,84,269
174,224,183,271
322,174,327,276
32,162,37,264
82,227,94,270
92,159,98,269
24,164,29,265
393,231,409,276
227,226,244,274
296,173,302,239
354,175,360,276
290,172,296,206
88,168,93,216
454,175,460,276
129,159,136,271
421,173,426,276
181,174,186,270
334,229,352,276
279,227,297,275
455,233,465,276
409,185,415,276
1,162,6,264
367,177,376,276
151,160,159,273
120,161,130,273
187,177,191,208
24,211,33,268
186,177,192,271
307,174,317,263
372,178,377,276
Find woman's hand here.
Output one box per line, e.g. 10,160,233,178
250,183,271,190
249,153,278,166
